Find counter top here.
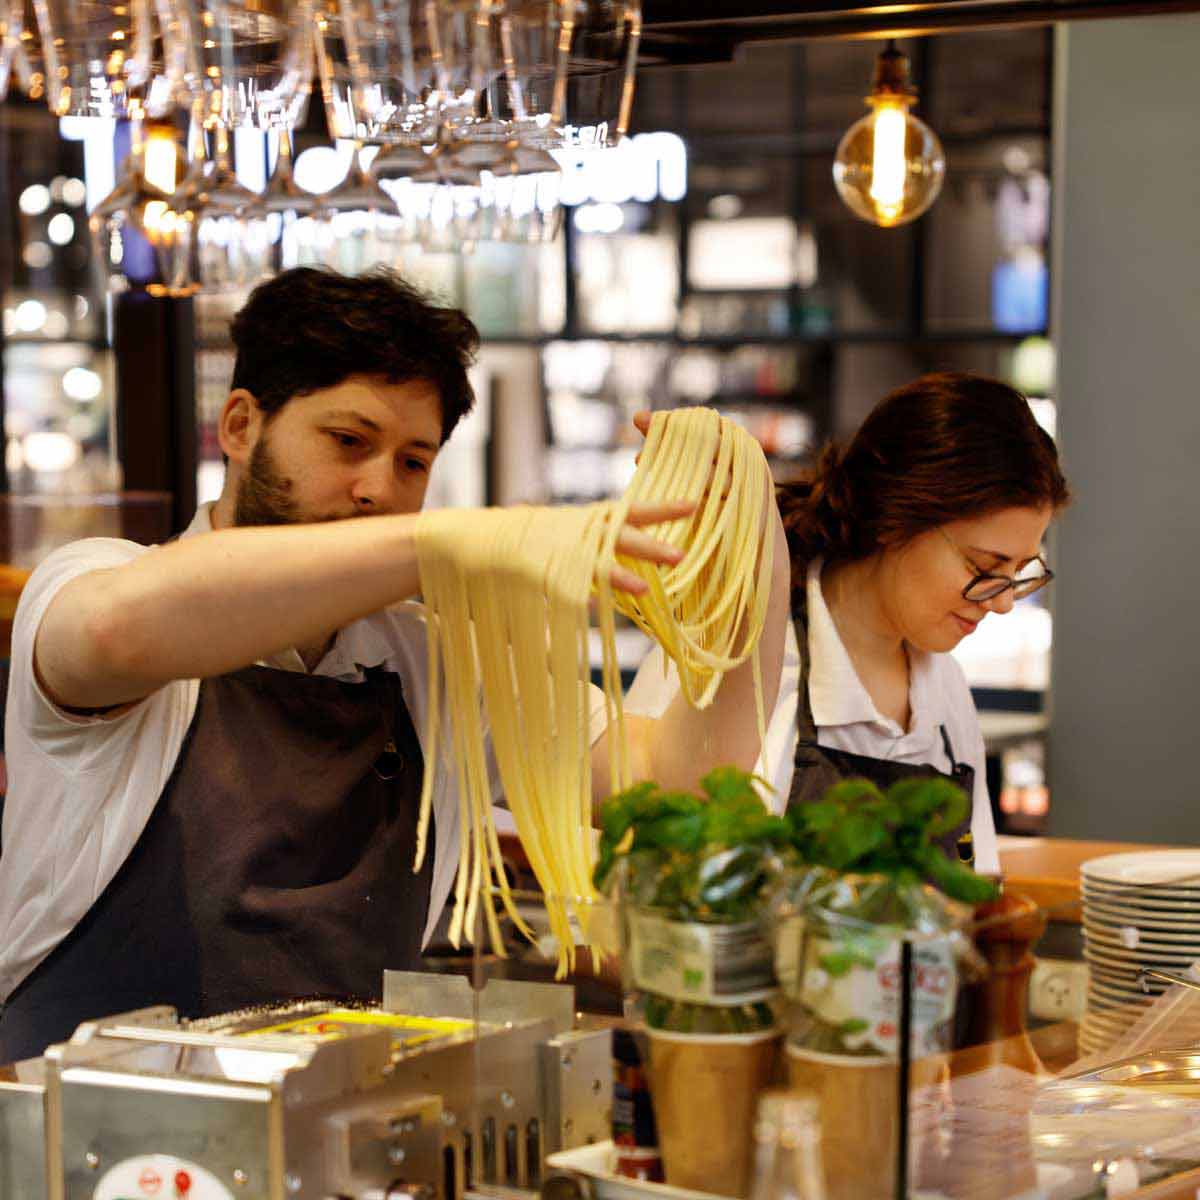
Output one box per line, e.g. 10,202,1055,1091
978,710,1047,750
998,835,1200,921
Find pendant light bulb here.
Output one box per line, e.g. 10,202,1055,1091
833,41,945,228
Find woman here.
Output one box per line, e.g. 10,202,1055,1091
627,372,1070,874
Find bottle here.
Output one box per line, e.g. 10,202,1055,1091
749,1090,826,1200
611,1028,663,1182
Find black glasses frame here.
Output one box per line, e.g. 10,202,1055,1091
938,527,1054,603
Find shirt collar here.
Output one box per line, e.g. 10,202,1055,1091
182,501,216,540
182,503,390,680
805,559,938,742
805,559,879,728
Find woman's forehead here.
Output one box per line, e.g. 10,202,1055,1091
950,505,1053,559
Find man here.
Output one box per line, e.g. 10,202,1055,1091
0,268,789,1061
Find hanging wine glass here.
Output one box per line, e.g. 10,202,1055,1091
558,0,640,148
431,0,506,142
490,0,641,149
154,0,316,294
404,146,487,254
89,116,175,293
162,0,318,282
8,0,45,103
309,0,427,271
31,0,154,118
161,98,263,294
163,0,316,132
315,0,502,148
315,0,437,146
310,140,405,273
371,143,436,246
485,144,563,242
80,1,191,293
241,126,319,272
0,0,23,101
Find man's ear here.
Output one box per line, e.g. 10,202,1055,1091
218,389,261,465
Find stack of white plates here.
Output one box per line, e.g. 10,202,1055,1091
1080,851,1200,1056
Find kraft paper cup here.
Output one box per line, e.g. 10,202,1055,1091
784,1043,948,1200
786,1044,897,1199
646,1026,783,1199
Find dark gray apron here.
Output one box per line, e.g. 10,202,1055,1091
787,580,976,864
0,661,433,1062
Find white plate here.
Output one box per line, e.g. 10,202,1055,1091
1080,1010,1131,1037
1086,966,1167,994
1083,1009,1143,1035
1088,977,1158,1005
1083,885,1200,908
1083,952,1199,981
1083,930,1200,961
1083,920,1200,948
1081,1013,1129,1035
1081,1005,1139,1028
1078,1032,1112,1056
1083,852,1200,888
1084,926,1200,951
1086,964,1167,990
1083,946,1199,969
1084,937,1199,962
1085,952,1199,975
1085,995,1151,1019
546,1143,730,1200
1084,902,1200,931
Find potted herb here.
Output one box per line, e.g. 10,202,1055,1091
776,776,999,1200
594,766,792,1034
594,767,790,1198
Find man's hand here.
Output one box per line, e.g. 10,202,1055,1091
607,500,695,595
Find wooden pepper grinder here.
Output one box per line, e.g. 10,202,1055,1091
913,889,1048,1198
958,886,1048,1075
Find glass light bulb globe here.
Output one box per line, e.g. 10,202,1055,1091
833,100,946,228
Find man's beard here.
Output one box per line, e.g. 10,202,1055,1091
234,434,304,527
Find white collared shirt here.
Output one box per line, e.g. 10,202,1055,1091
626,559,999,873
0,504,608,1002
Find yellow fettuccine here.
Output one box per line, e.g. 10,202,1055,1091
413,408,774,974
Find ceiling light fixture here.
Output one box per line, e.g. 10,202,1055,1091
833,40,945,228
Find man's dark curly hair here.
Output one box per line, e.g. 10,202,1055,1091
229,267,480,442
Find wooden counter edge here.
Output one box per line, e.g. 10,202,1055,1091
1000,875,1081,922
1132,1163,1200,1198
998,839,1199,924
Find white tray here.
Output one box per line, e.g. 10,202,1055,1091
545,1142,732,1200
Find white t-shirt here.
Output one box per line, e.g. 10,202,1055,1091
0,503,609,1003
626,559,999,873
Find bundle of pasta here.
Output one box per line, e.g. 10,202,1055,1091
413,408,774,973
597,407,774,790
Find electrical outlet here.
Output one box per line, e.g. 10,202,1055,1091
1029,957,1089,1022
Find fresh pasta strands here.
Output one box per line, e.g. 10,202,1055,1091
412,407,774,975
600,408,775,791
414,503,612,973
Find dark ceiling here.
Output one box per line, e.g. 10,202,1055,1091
640,0,1200,61
630,30,1051,146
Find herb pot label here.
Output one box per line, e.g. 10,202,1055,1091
628,910,776,1005
801,933,956,1057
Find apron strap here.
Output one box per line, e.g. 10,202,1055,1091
939,723,957,769
791,571,822,751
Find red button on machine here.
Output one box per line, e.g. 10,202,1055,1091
174,1169,192,1195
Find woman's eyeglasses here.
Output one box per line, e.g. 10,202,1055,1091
938,527,1054,602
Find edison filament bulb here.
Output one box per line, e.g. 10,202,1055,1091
833,41,946,228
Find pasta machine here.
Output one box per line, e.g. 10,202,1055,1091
0,971,613,1200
